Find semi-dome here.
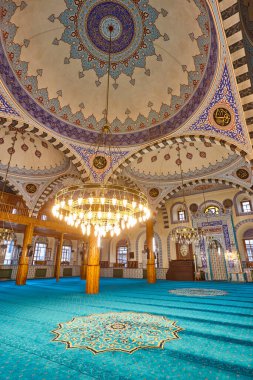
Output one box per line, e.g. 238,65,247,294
0,125,70,178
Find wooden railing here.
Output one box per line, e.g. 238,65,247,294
0,202,29,217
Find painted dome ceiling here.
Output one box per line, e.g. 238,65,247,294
0,125,70,177
1,0,217,146
125,142,242,182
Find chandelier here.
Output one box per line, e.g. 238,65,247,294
171,227,205,245
53,183,150,238
0,228,15,246
171,144,204,245
52,25,150,239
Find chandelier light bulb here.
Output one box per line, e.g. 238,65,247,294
53,184,150,237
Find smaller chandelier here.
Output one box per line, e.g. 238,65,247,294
53,183,150,238
171,227,205,245
0,228,15,244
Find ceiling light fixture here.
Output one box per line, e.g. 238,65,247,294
171,144,204,245
52,25,150,241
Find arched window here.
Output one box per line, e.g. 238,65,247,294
178,209,186,221
4,239,15,265
204,205,219,215
241,200,252,213
171,202,188,223
116,239,128,267
33,237,48,264
61,241,72,264
243,229,253,263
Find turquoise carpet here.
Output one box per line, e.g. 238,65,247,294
0,278,252,379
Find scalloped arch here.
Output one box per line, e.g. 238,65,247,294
109,134,253,181
157,178,253,209
0,117,89,178
32,174,80,217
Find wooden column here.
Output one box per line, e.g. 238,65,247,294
146,218,156,284
55,233,64,281
80,241,88,280
86,225,100,294
16,223,34,285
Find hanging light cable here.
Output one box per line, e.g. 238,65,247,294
201,184,215,247
52,25,150,241
171,143,204,245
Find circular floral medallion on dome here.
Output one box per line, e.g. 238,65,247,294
85,2,134,53
93,155,108,169
63,0,152,80
236,168,249,180
149,188,159,198
51,312,183,354
169,288,227,297
25,183,37,194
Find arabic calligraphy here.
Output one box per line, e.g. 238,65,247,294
213,107,231,127
149,188,159,198
93,155,107,170
236,168,249,180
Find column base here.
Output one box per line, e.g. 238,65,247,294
86,264,100,294
80,265,87,280
147,263,156,284
16,263,29,285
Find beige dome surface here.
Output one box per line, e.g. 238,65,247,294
1,0,217,145
0,126,70,177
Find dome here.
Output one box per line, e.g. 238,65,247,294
1,0,217,146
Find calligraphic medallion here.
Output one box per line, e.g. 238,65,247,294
93,155,107,170
213,107,231,127
149,188,159,198
25,183,37,194
236,168,249,180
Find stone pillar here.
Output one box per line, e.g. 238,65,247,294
80,241,88,280
146,218,156,284
16,224,34,285
55,233,64,281
86,225,100,294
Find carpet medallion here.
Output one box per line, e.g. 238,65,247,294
52,312,183,354
0,279,252,379
169,288,228,297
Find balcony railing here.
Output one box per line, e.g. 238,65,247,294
0,203,29,217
